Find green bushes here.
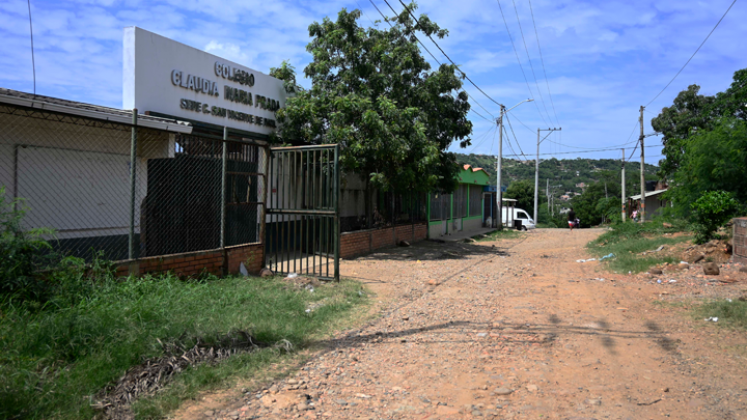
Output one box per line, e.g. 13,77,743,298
0,187,368,419
588,220,690,273
690,190,740,244
0,187,58,303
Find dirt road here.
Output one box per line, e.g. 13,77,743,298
183,228,747,420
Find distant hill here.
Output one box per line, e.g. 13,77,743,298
457,153,660,196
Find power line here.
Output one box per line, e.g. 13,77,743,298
495,0,549,125
467,124,498,153
504,113,530,160
505,144,661,158
394,0,505,111
626,140,639,161
27,0,36,95
506,110,536,134
544,137,637,150
511,0,553,125
368,0,496,119
646,0,738,106
528,0,560,126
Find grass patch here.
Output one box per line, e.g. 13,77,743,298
587,220,691,273
693,299,747,330
0,275,367,420
477,229,524,241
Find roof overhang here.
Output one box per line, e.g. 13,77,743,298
0,89,193,134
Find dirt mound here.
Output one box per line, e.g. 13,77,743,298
682,239,731,264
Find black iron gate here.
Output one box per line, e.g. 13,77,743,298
266,144,340,281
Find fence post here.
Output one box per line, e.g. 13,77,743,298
221,126,227,250
128,109,137,261
334,144,340,282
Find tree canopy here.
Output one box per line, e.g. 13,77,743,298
271,4,472,194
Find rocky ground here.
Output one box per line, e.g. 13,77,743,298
175,228,747,420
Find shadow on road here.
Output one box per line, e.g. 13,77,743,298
352,240,513,262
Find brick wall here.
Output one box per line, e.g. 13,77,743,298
114,243,265,278
734,217,747,264
341,223,427,259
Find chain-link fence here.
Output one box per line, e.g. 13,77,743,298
0,103,267,263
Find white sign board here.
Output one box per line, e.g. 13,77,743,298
123,27,286,135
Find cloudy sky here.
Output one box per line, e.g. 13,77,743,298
1,0,745,163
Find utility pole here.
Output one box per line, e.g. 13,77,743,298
639,106,645,223
495,99,533,230
546,178,550,217
534,127,561,223
497,105,505,230
621,148,626,222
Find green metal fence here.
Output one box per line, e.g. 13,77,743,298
266,145,340,281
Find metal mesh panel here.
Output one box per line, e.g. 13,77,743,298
0,104,267,264
0,106,135,261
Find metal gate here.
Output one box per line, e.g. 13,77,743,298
266,144,340,281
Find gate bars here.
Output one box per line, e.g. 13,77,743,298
266,144,340,281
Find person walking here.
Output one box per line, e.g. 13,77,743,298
568,207,576,232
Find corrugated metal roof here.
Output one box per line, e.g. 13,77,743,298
629,189,668,201
0,88,192,133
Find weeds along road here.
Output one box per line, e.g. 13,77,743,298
184,228,747,420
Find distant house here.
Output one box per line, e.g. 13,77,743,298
575,182,586,189
628,189,671,221
560,195,571,201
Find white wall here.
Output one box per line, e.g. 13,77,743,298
0,112,172,239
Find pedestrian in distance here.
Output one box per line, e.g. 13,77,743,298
568,207,576,232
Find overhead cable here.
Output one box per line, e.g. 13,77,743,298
394,0,506,110
646,0,738,106
528,0,560,126
511,0,553,125
367,0,496,119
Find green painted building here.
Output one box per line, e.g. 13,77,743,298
427,164,492,239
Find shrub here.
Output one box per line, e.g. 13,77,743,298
0,187,58,304
690,190,740,244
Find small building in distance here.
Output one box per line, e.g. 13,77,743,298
428,164,491,239
628,189,671,221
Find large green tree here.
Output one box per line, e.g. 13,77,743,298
667,117,747,218
650,85,716,179
652,68,747,180
271,5,472,194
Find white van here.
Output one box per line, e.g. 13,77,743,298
501,208,536,230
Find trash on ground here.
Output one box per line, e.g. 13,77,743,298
705,317,718,322
576,258,597,263
239,262,249,276
668,279,677,283
287,272,298,278
599,253,615,261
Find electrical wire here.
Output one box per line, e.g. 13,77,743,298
394,0,506,110
646,0,738,106
543,137,637,150
505,110,536,134
504,113,530,160
368,0,497,119
511,0,553,125
528,0,560,126
495,0,549,125
467,124,498,153
27,0,36,95
504,144,661,158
